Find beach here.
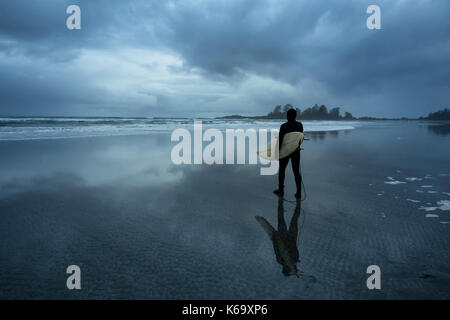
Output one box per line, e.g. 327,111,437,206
0,120,449,299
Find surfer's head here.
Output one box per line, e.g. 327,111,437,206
287,109,296,121
282,265,299,277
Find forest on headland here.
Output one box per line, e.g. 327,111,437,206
217,104,450,121
419,108,450,120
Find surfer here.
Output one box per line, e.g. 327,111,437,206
273,109,303,198
255,197,301,277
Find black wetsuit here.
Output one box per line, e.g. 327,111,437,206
278,120,303,192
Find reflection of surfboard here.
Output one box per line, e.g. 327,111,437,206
257,132,304,160
255,216,275,239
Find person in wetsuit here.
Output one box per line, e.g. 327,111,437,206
273,109,303,198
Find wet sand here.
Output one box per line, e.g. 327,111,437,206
0,122,449,299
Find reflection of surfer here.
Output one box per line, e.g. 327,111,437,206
256,197,301,277
273,109,303,198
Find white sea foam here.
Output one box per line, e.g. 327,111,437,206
0,118,357,141
406,199,420,203
419,200,450,212
421,206,438,211
405,177,422,182
416,190,424,193
421,185,433,188
438,200,450,211
427,191,438,194
443,192,450,196
425,214,439,218
384,181,406,185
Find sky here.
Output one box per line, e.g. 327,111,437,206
0,0,449,118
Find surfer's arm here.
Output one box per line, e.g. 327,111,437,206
278,125,286,151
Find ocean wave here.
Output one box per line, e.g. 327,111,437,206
0,117,356,141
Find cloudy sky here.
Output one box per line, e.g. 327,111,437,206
0,0,449,118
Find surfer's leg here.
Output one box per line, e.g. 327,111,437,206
277,197,287,233
278,157,289,191
291,151,302,196
288,201,301,239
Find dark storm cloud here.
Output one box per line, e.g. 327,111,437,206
0,0,449,117
0,0,145,61
0,58,108,115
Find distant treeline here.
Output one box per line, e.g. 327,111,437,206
218,104,354,120
217,105,450,121
420,108,450,120
266,104,354,120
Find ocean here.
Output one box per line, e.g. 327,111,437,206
0,117,357,140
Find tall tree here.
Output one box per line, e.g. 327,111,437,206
329,107,341,119
318,105,328,118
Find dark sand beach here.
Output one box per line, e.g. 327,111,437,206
0,121,449,299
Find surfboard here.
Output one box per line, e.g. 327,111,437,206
257,131,304,160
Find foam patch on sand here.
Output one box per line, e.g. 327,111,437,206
438,200,450,210
419,200,450,212
384,181,406,185
406,177,423,182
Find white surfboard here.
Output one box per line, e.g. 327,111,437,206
257,131,304,160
